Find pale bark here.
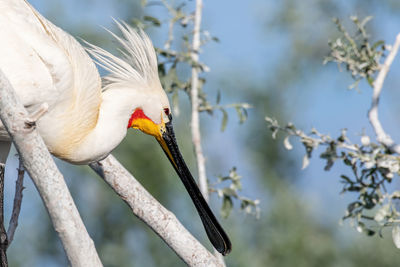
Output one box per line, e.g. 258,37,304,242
190,0,208,201
0,70,102,267
368,33,400,153
190,1,227,264
89,155,223,267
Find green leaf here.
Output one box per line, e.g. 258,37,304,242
231,178,242,191
343,157,352,166
374,204,389,222
242,108,248,123
235,106,248,124
372,40,385,50
340,175,353,184
283,136,293,150
347,201,361,213
158,63,166,76
221,196,233,218
216,90,221,104
367,76,374,87
356,221,366,233
366,229,375,236
143,15,161,27
222,187,238,197
217,175,231,182
360,16,373,28
392,224,400,248
131,18,145,29
391,191,400,199
212,36,220,43
220,109,228,132
302,154,310,169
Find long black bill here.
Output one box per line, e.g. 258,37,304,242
158,121,232,256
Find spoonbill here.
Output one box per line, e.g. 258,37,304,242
0,0,231,256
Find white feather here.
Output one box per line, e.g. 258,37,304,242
0,0,102,159
86,21,160,91
0,1,169,164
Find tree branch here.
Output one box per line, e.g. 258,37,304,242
7,160,25,247
190,0,208,203
0,70,102,267
89,155,223,267
0,163,7,267
190,2,227,264
368,33,400,153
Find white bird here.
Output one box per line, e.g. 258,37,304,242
0,0,231,255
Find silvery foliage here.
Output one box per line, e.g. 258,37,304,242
267,17,400,246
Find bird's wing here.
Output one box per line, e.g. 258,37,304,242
0,0,101,154
0,0,61,108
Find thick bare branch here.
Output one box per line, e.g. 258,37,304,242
0,70,102,267
7,160,25,247
368,33,400,153
89,155,222,267
190,0,208,202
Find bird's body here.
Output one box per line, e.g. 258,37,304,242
0,0,156,163
0,0,103,163
0,0,231,255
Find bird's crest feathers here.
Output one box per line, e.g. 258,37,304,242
86,21,159,91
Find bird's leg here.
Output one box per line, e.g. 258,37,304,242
24,103,49,129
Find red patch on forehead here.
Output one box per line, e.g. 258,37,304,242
127,108,152,128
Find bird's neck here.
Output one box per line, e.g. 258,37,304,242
65,89,138,164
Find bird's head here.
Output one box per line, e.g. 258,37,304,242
125,90,179,167
86,21,232,255
87,21,184,167
125,92,231,255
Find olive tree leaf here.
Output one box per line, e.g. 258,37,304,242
392,224,400,249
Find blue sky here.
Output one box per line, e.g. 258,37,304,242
25,0,400,226
6,0,400,263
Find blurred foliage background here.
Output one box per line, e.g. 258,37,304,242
3,0,400,266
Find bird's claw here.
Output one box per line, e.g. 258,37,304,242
24,103,49,130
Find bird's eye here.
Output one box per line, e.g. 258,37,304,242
164,108,172,121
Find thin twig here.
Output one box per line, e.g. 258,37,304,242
89,155,222,267
0,163,7,267
7,160,25,247
368,33,400,153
